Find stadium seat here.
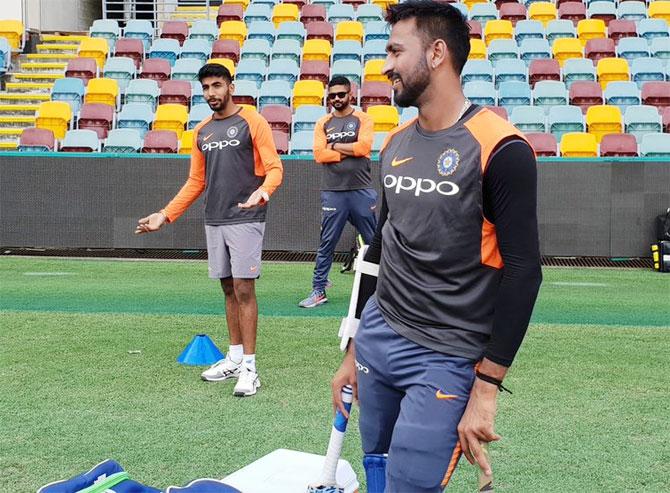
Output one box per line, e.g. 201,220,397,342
485,105,508,120
468,21,483,41
569,81,603,112
299,60,329,84
498,80,532,109
520,38,552,62
616,37,650,61
333,40,362,63
586,104,622,142
529,59,561,87
558,2,586,25
607,20,638,45
533,80,569,112
510,105,547,132
331,59,362,86
272,3,300,27
217,4,244,24
302,38,332,62
159,80,191,106
205,58,235,78
219,21,248,44
499,3,527,26
560,132,598,157
335,21,364,44
51,78,86,114
60,129,100,152
300,4,327,25
487,39,520,63
18,128,56,152
596,57,629,89
648,1,670,23
604,81,641,111
290,130,314,155
261,104,292,134
90,19,121,50
470,3,500,25
588,2,616,26
229,59,261,87
126,79,160,109
190,20,219,43
637,19,670,42
599,133,638,157
363,59,387,83
272,129,289,154
292,80,324,109
463,81,497,106
241,38,272,65
148,38,180,66
0,19,24,50
244,4,273,24
188,103,212,129
268,58,300,84
271,38,301,65
525,132,558,156
371,131,386,153
366,105,399,132
639,133,670,157
246,21,276,44
123,20,153,51
469,38,488,59
356,4,384,24
462,59,495,84
624,104,663,142
328,4,355,23
650,38,670,60
548,104,585,139
528,2,558,27
306,21,334,44
84,77,119,109
161,21,189,46
179,129,194,155
276,21,306,45
103,57,136,92
117,102,154,137
399,106,418,124
494,59,528,86
515,20,545,43
552,37,583,66
563,58,597,87
452,1,469,18
211,40,240,63
546,20,577,45
232,79,260,106
0,37,10,74
585,38,615,63
172,58,203,82
360,81,392,111
641,81,670,108
292,104,326,132
78,37,109,68
631,57,665,88
142,130,178,153
153,104,189,138
114,38,144,69
484,20,514,45
617,1,647,22
78,102,114,139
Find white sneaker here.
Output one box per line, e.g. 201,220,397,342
200,355,242,382
233,367,261,397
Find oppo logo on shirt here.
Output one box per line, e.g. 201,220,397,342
201,139,241,151
384,175,460,196
327,131,356,140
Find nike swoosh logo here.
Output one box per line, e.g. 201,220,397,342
326,127,335,132
391,156,413,167
436,390,459,400
203,133,214,142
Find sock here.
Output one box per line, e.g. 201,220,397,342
243,354,256,373
228,344,243,363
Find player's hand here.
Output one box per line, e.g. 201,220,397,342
457,379,501,477
331,347,357,418
135,212,167,234
238,188,268,209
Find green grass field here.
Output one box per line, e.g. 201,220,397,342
1,257,669,492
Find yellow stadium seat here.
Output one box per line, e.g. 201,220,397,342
484,20,514,45
272,3,300,27
367,105,399,132
552,38,583,66
0,20,24,50
560,132,598,157
371,0,399,11
78,37,109,68
154,104,189,139
302,39,332,62
648,1,670,21
335,21,365,44
292,80,324,109
219,21,247,44
596,57,629,89
577,19,606,46
469,39,487,60
35,101,72,140
207,58,236,76
586,105,622,143
528,2,557,27
223,0,250,9
239,103,257,112
363,59,389,83
84,78,119,107
464,0,488,9
179,129,194,155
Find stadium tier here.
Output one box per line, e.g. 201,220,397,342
1,0,670,154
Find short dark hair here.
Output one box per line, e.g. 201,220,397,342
197,63,233,83
328,76,351,90
385,0,471,75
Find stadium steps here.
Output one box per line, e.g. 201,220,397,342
19,62,68,73
0,141,19,150
35,43,80,55
0,92,50,104
0,104,39,115
25,53,77,63
40,34,88,44
0,128,24,142
8,72,64,83
0,115,36,126
5,82,54,93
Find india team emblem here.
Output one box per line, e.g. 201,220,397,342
436,148,460,177
346,122,356,130
227,126,238,138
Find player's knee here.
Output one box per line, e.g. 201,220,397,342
220,278,235,297
233,280,255,303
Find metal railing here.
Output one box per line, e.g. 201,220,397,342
102,0,219,32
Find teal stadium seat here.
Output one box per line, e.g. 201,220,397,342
328,4,355,23
463,81,497,106
331,59,362,86
631,57,665,88
562,58,597,87
233,80,260,106
191,82,206,106
650,38,670,61
604,81,641,111
292,104,326,132
276,21,306,44
90,19,120,50
235,59,267,88
510,105,546,133
181,39,212,62
51,77,85,114
624,105,663,142
362,39,387,63
244,4,272,24
546,20,576,45
60,129,100,152
400,106,418,124
515,20,545,43
125,79,160,109
520,38,552,63
271,39,301,64
364,21,390,43
117,102,154,138
548,105,585,140
372,131,386,152
189,20,218,42
259,80,291,109
494,59,528,87
171,58,203,81
356,4,383,24
247,21,276,44
616,37,650,61
469,3,499,25
188,103,212,129
124,20,154,51
148,38,180,66
587,2,616,24
617,1,647,21
0,37,10,74
462,59,494,84
267,58,299,85
103,56,136,91
533,80,569,112
333,40,362,63
241,38,272,65
638,19,670,42
498,80,532,110
639,133,670,157
290,130,315,155
488,39,520,64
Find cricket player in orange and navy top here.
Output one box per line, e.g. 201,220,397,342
299,76,377,308
136,63,283,398
331,2,543,491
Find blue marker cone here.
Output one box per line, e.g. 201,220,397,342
177,334,224,366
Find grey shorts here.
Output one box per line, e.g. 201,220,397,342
205,222,265,279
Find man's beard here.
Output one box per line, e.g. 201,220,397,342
393,57,431,108
208,92,230,111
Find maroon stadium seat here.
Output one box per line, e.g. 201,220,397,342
589,7,616,26
558,2,586,25
299,60,330,85
607,20,637,45
468,21,482,40
525,132,558,156
569,81,603,113
272,130,289,154
556,0,577,9
529,59,561,88
284,0,307,9
306,21,333,43
217,4,244,25
662,107,670,133
139,58,171,86
261,105,292,135
114,38,143,69
300,5,326,25
599,133,638,157
641,82,670,109
159,80,192,106
65,57,98,85
78,103,114,139
19,127,56,151
495,0,519,7
360,81,392,111
211,40,240,64
499,3,528,26
585,38,615,63
484,106,509,120
142,130,178,153
161,21,189,46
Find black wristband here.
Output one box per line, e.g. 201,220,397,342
475,370,513,394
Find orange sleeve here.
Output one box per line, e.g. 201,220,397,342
246,110,283,196
351,111,373,157
161,121,208,223
313,115,341,164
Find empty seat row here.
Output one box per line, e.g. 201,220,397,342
527,131,670,157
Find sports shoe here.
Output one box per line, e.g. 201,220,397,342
233,367,261,397
200,355,242,382
298,289,328,308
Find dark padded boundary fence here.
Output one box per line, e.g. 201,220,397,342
1,154,669,257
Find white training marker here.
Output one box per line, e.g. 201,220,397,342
548,282,609,287
23,272,76,276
